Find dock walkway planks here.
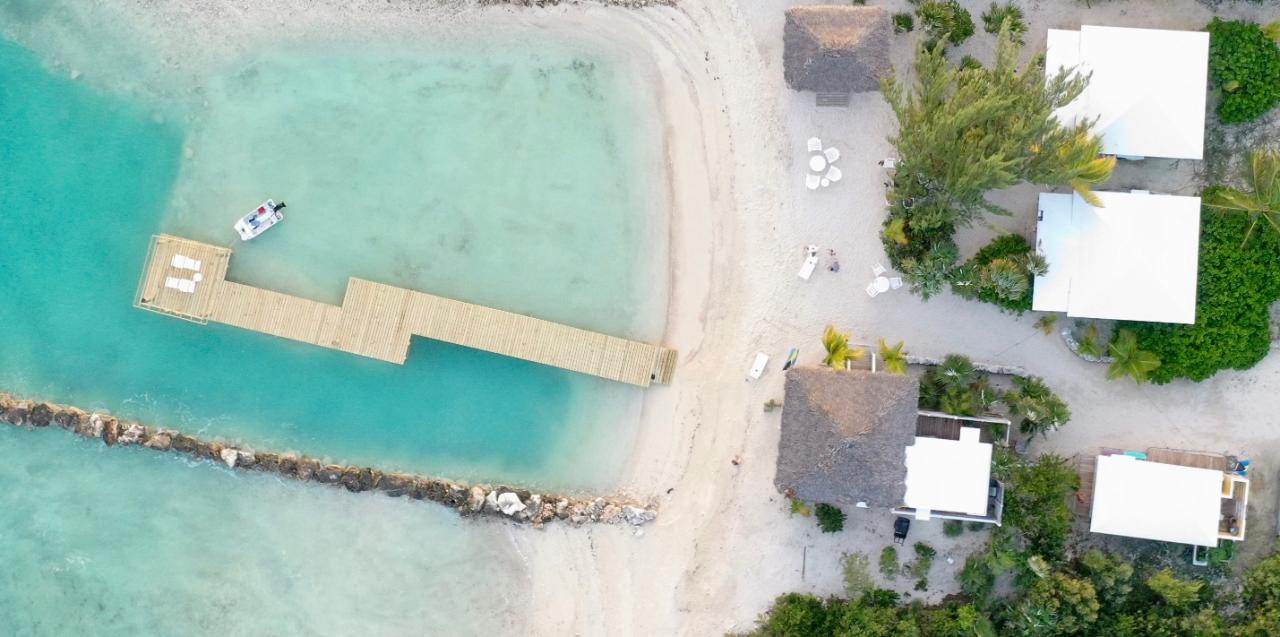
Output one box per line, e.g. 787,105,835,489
135,235,675,387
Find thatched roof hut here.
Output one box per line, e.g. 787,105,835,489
783,6,891,93
775,367,917,508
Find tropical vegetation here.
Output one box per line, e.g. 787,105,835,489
746,547,1280,637
981,2,1026,43
1122,189,1280,383
1105,329,1160,383
880,24,1113,301
816,503,847,533
1002,376,1070,438
915,0,975,48
1206,18,1280,123
877,339,908,374
950,234,1045,313
1203,149,1280,245
821,326,864,370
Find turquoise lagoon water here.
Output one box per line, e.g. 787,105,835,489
0,426,525,636
0,19,666,637
0,36,667,487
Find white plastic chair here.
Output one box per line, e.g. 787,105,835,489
823,147,840,163
825,165,843,183
879,158,898,169
821,178,830,187
748,352,770,380
866,282,880,298
807,137,823,152
805,174,821,190
798,253,819,280
872,263,887,277
889,276,903,290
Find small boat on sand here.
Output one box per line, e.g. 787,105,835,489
234,199,287,240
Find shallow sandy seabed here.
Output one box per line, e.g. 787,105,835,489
11,0,1280,635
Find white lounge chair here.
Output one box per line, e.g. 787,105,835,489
825,165,842,183
178,279,196,293
798,253,819,280
805,174,821,190
866,282,880,298
164,276,182,291
171,255,202,271
748,352,770,380
823,147,840,163
889,276,903,290
807,137,822,153
872,262,887,277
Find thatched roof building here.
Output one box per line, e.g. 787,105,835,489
775,367,917,508
783,6,891,93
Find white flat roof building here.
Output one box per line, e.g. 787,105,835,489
1033,190,1201,324
902,428,992,518
1046,26,1209,160
1090,454,1248,546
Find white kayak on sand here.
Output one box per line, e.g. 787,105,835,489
234,199,286,241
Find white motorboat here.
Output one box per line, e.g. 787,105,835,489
234,199,286,240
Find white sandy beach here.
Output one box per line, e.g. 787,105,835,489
12,0,1280,634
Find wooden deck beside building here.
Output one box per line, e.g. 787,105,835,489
135,235,677,387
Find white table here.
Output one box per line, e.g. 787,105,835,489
809,155,827,172
874,276,890,293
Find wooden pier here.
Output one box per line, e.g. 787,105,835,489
135,235,677,387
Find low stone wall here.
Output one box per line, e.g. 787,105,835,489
905,354,1029,378
0,393,656,528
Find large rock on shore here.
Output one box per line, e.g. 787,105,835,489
101,417,120,446
496,492,526,516
28,403,54,427
623,506,657,526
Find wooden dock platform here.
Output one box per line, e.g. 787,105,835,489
135,235,677,387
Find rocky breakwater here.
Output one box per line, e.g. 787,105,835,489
0,393,658,528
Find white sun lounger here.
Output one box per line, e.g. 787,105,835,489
798,253,819,280
748,352,770,380
825,165,843,183
805,174,821,190
823,147,841,163
170,255,202,271
807,137,823,152
164,277,197,294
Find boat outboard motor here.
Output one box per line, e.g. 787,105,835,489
273,201,287,212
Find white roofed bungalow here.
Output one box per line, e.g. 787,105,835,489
1046,25,1210,160
1089,452,1249,548
1033,190,1201,324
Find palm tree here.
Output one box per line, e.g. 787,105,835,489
878,338,909,374
1107,329,1161,383
821,325,865,370
1036,131,1116,207
1202,149,1280,245
937,354,977,392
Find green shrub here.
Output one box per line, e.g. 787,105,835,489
981,2,1026,42
944,519,965,537
958,55,983,71
1000,453,1079,560
1206,18,1280,123
916,0,975,46
879,546,899,579
815,503,846,533
841,552,874,597
951,234,1040,313
1122,202,1280,383
892,12,914,34
908,542,937,581
1002,375,1071,438
919,354,1002,416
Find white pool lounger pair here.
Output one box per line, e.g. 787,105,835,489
164,276,197,294
170,254,202,271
